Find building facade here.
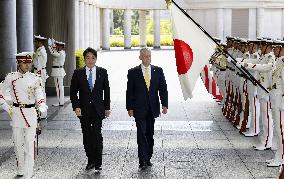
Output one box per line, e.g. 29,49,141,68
1,0,284,91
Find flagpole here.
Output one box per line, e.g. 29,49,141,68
171,0,269,94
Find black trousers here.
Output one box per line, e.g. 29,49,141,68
135,110,155,163
80,114,103,167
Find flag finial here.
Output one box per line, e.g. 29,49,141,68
165,0,172,9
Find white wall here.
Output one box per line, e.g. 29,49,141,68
263,8,282,39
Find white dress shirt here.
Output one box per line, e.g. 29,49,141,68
141,64,151,80
86,66,96,86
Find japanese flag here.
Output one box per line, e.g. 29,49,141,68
170,3,217,100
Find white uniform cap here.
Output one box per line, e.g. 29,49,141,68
55,41,65,46
15,52,33,63
34,35,47,41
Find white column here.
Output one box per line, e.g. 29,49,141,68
257,7,264,37
110,9,114,35
223,9,232,40
66,0,76,85
16,0,33,52
249,8,257,39
282,9,284,38
75,0,79,50
216,8,224,42
0,0,17,79
84,2,90,48
153,10,160,49
102,8,110,50
124,9,132,49
93,5,98,49
139,10,147,47
89,4,94,48
79,0,85,49
97,7,101,49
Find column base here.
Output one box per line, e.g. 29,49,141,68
153,46,160,49
102,47,110,50
124,47,131,49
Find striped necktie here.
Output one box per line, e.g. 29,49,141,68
88,69,93,91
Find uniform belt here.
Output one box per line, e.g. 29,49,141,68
220,69,226,71
34,67,46,70
13,103,35,108
52,66,63,68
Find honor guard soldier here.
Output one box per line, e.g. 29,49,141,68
33,35,48,105
48,38,66,106
0,52,48,178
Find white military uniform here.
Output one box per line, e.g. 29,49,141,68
240,52,260,136
0,52,47,179
263,55,284,166
48,41,66,106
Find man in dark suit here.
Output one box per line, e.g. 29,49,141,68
70,47,110,172
126,48,168,170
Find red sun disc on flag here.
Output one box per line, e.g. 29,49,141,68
174,39,193,75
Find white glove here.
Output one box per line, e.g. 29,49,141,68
1,103,12,117
227,57,232,62
38,104,48,114
48,38,52,46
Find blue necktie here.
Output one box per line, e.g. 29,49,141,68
88,69,93,91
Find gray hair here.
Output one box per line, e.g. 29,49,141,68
140,47,151,54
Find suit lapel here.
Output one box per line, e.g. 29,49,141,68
149,66,156,91
92,67,99,93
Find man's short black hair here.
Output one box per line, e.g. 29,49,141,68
83,47,97,59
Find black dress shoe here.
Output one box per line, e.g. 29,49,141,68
16,175,23,177
147,161,153,166
85,163,95,171
139,162,147,170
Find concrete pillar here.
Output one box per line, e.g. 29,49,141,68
110,9,114,34
124,9,132,49
257,7,264,37
282,9,284,38
79,1,85,49
249,8,257,39
223,9,232,40
66,0,76,85
0,0,17,80
93,5,97,49
75,0,79,50
96,7,101,50
84,2,90,48
139,10,147,47
216,8,224,42
16,0,33,52
102,8,110,50
153,10,160,49
89,4,94,48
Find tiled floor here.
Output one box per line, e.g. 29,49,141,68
0,49,280,178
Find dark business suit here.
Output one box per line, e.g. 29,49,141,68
70,66,110,167
126,65,168,164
